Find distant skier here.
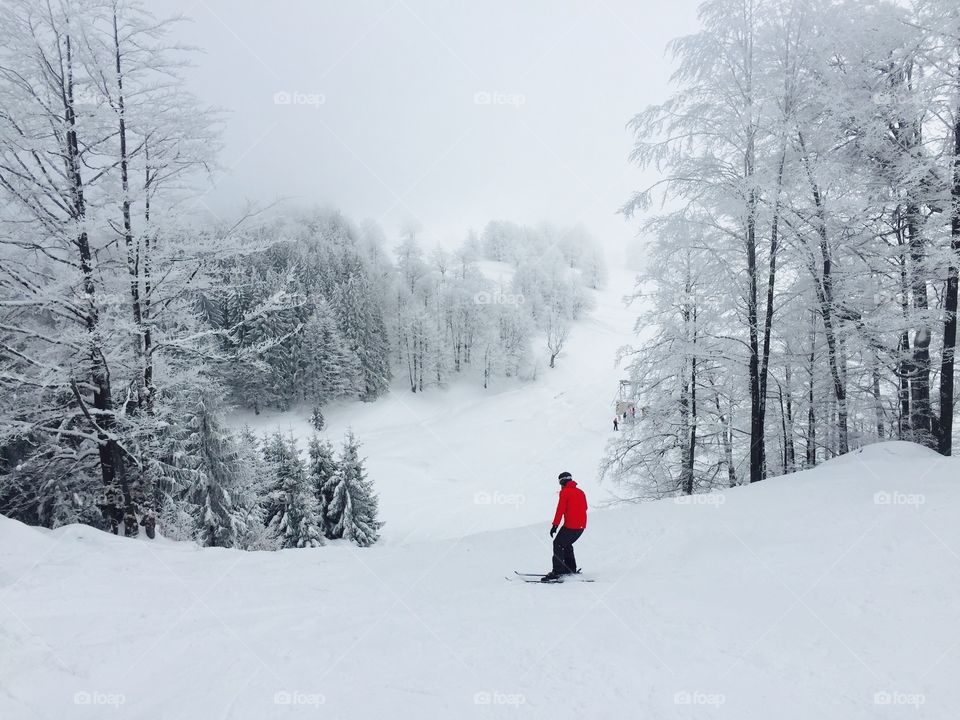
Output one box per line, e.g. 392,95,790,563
542,472,588,582
613,415,619,431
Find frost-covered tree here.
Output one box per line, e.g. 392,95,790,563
307,435,339,538
181,391,262,548
233,427,278,550
612,0,960,504
300,299,362,404
0,0,262,537
142,383,262,547
335,271,391,400
263,433,324,549
326,432,382,547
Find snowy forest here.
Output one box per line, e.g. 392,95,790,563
0,0,605,544
3,0,960,718
605,0,960,498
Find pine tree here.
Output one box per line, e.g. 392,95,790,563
300,300,362,404
150,386,262,548
335,273,391,400
263,433,324,548
326,431,382,547
189,394,262,548
233,427,277,550
307,435,339,538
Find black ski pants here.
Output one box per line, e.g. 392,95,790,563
552,527,584,574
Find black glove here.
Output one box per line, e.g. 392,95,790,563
550,524,558,538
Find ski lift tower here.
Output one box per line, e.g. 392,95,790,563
615,379,636,417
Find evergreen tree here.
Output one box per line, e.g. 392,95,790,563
335,273,391,400
263,433,324,548
300,300,362,403
234,427,277,550
307,435,339,538
326,431,382,547
190,394,262,548
151,386,262,548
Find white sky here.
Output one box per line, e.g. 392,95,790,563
154,0,703,258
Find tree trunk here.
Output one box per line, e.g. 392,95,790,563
754,145,786,480
725,412,737,487
112,9,145,407
939,98,960,456
742,7,764,484
897,228,913,439
799,132,848,455
871,345,884,440
142,142,156,412
64,32,134,534
806,310,817,468
907,205,934,445
747,188,765,482
784,364,795,472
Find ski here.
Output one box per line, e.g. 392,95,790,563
514,570,592,578
506,576,561,583
509,570,594,583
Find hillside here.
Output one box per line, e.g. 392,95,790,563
1,441,956,719
235,265,639,544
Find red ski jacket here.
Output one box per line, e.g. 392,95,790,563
552,481,587,529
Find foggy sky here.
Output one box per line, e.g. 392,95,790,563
155,0,702,259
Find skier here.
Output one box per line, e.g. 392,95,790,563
613,415,619,431
542,471,587,582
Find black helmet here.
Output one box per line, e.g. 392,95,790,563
558,471,573,485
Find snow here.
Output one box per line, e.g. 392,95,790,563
2,440,959,719
233,266,638,544
3,267,958,719
473,259,516,285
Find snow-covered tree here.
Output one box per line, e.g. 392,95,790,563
326,432,382,547
263,433,324,549
612,0,960,503
307,434,339,538
141,383,262,547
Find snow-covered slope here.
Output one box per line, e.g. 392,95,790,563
235,266,639,544
2,441,957,719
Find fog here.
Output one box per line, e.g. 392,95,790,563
154,0,701,259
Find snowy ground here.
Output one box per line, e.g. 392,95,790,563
3,262,958,718
2,441,958,719
234,264,641,544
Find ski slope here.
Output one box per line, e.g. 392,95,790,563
1,441,957,719
236,264,641,544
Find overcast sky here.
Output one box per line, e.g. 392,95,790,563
154,0,702,259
